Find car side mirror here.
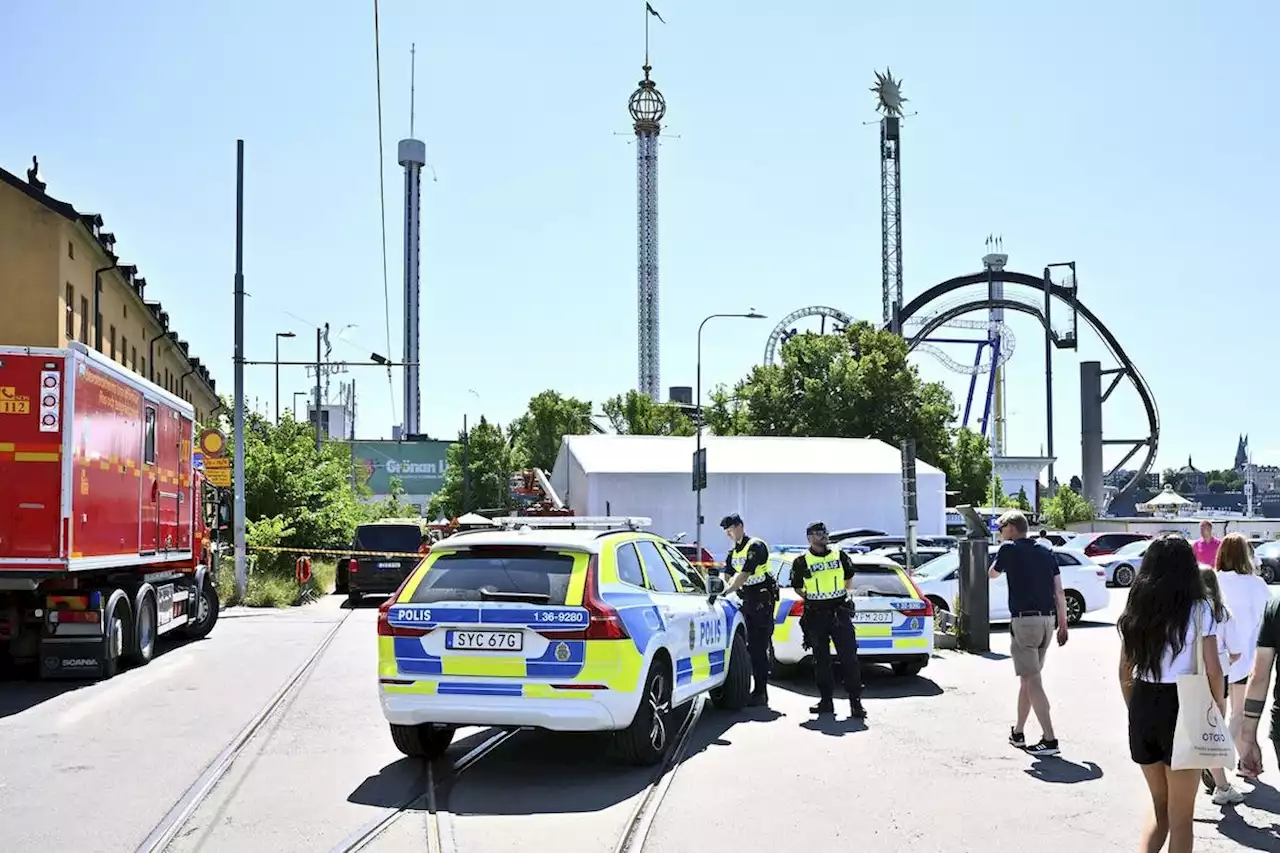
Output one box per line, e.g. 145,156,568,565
706,575,725,596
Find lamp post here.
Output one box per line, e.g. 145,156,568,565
695,310,766,560
274,331,296,422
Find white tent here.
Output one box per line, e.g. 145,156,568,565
548,435,947,549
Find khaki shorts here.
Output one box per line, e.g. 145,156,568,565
1010,616,1054,676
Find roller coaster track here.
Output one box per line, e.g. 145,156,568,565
896,271,1161,503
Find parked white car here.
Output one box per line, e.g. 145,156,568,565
1092,539,1152,587
911,546,1109,625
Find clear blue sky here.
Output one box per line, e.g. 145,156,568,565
4,1,1277,480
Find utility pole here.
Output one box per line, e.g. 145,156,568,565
314,326,324,453
232,140,248,602
461,413,470,513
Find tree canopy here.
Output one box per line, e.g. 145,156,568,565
1040,485,1095,529
428,416,515,520
704,322,955,470
602,390,695,436
510,390,594,471
942,427,992,507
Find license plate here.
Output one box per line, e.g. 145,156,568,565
376,562,399,569
852,612,893,624
446,630,523,651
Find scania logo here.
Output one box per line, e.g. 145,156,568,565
62,658,96,667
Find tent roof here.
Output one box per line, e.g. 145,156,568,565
557,435,945,477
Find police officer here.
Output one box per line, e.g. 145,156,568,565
789,521,866,718
718,513,773,707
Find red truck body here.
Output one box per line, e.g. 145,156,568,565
0,343,218,679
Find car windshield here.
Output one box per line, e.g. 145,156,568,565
407,547,576,605
1112,539,1149,557
850,565,913,598
354,524,422,554
913,551,959,579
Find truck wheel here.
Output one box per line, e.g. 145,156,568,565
710,631,751,711
126,591,158,666
613,661,672,766
389,723,456,759
102,596,128,679
182,580,219,640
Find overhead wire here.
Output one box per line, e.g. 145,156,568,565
373,0,398,426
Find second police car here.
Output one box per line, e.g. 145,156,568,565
766,548,934,677
376,517,751,765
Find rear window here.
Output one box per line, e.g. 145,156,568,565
408,548,576,605
850,565,913,598
354,524,422,554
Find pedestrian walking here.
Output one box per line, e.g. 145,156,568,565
1035,529,1053,549
1117,534,1226,853
1212,533,1272,780
719,513,773,707
788,521,866,719
1193,520,1221,568
1239,596,1280,778
1199,568,1245,804
989,509,1068,756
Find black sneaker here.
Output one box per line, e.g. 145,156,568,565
1025,738,1060,757
1009,728,1026,748
849,700,866,719
809,699,835,714
748,692,769,708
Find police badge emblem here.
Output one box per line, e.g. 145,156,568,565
688,622,696,650
554,642,571,662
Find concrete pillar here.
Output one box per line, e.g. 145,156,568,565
1080,361,1104,510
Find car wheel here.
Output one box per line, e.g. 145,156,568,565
927,596,950,613
1261,563,1276,584
892,659,925,678
335,560,349,595
1112,564,1135,588
389,723,456,759
1064,590,1085,626
614,661,673,766
711,631,751,711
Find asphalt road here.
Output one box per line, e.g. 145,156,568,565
2,588,1278,852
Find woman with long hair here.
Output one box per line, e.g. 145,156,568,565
1199,568,1244,804
1213,533,1272,780
1119,534,1226,853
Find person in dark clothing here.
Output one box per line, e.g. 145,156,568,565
789,521,866,719
720,513,773,707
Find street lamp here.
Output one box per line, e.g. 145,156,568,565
695,310,766,560
274,331,296,422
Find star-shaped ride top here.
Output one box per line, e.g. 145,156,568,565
871,68,906,117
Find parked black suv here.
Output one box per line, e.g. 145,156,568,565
340,520,427,605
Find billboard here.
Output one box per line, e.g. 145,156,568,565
349,439,452,497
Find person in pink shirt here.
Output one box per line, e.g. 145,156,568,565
1192,520,1221,567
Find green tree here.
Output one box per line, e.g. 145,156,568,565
602,390,696,436
1012,486,1033,513
428,417,514,520
985,474,1006,507
938,427,991,507
1040,485,1095,529
703,322,954,468
367,476,413,519
509,390,594,471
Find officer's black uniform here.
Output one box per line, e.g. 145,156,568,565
790,521,865,718
719,513,774,707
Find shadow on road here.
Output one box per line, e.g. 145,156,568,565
346,728,501,809
799,715,869,737
1211,812,1280,850
772,663,944,700
0,637,193,720
339,593,394,610
1023,757,1104,784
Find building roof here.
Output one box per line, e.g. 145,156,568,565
557,435,945,477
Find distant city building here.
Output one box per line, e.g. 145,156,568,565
1173,457,1207,493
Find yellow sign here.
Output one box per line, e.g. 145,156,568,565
198,428,227,457
205,467,231,488
204,456,232,469
0,387,30,415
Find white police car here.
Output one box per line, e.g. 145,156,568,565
376,517,750,765
767,549,934,677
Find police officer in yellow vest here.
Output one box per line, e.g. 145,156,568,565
790,521,866,718
719,513,774,707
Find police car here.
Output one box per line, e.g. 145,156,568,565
766,549,934,677
376,517,751,766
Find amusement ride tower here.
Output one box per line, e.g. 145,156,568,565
629,53,665,399
872,69,906,333
398,46,426,436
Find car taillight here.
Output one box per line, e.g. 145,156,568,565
900,576,934,617
582,555,629,640
376,575,428,637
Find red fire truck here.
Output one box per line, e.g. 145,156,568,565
0,342,221,680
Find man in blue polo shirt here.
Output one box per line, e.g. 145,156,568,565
989,509,1069,756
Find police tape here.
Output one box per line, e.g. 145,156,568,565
248,545,426,559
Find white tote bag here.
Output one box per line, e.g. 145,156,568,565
1170,630,1236,771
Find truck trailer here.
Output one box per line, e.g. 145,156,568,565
0,343,220,680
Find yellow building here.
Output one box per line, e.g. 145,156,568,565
0,157,219,424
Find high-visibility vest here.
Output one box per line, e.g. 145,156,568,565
803,550,847,600
730,537,771,586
